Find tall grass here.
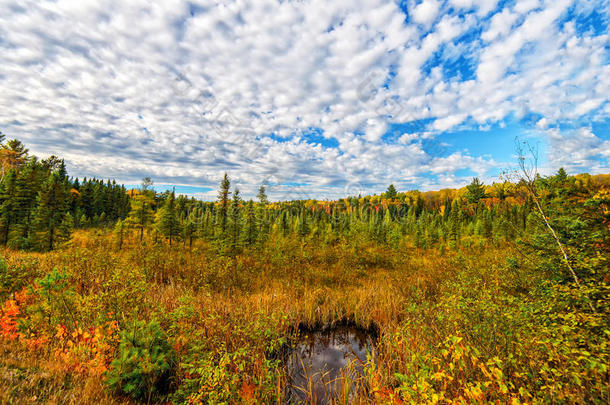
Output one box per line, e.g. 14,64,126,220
0,229,607,403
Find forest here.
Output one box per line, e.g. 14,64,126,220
0,135,609,404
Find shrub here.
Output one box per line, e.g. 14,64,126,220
106,320,176,403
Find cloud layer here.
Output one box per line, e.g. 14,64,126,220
0,0,608,200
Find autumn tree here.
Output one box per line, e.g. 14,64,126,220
0,139,29,181
126,191,154,243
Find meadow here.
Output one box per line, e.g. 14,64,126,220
0,137,608,403
1,221,608,403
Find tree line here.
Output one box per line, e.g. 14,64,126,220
0,134,130,250
2,135,608,275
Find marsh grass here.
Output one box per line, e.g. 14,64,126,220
0,229,608,403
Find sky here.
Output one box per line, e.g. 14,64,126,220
0,0,608,201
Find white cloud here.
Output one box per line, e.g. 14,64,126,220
544,127,610,173
0,0,607,199
412,0,441,26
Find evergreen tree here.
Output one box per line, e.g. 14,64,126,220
297,208,309,238
385,184,398,200
228,188,241,255
32,172,72,251
13,159,42,243
217,173,231,238
183,215,197,249
0,169,18,245
114,219,126,250
465,177,486,204
257,185,269,205
448,200,460,246
156,190,181,246
257,185,269,243
244,199,257,246
126,192,154,242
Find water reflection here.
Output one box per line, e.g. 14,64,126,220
286,325,376,404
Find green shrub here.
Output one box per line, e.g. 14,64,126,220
106,320,176,403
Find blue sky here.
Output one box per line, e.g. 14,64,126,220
0,0,608,200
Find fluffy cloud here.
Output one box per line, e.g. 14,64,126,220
0,0,608,200
412,0,441,25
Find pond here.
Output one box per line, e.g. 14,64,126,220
284,323,378,404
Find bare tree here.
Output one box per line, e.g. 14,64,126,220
514,138,595,312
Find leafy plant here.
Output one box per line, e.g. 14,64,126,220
106,319,176,404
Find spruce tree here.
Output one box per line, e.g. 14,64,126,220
217,173,231,238
183,215,197,249
257,185,269,242
0,169,18,245
13,159,42,243
244,199,257,246
385,184,398,200
0,139,29,180
32,172,72,251
228,188,241,255
156,190,181,246
297,209,309,238
114,219,126,250
465,177,486,204
126,192,154,242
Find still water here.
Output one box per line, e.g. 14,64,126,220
285,325,376,404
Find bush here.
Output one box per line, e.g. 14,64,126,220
106,320,176,403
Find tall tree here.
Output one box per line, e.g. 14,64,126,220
244,199,257,246
385,184,398,200
156,190,181,246
0,169,18,245
228,188,241,254
465,177,486,204
113,219,126,250
0,139,29,181
216,173,231,238
14,159,42,242
257,185,269,205
257,185,269,242
32,172,72,251
126,192,154,243
183,214,197,249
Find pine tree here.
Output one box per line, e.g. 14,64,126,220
244,199,257,246
183,215,197,249
257,185,269,242
257,185,269,205
156,190,181,246
0,139,29,181
0,169,18,245
280,210,290,236
217,173,231,238
228,188,241,255
448,200,460,246
13,159,42,243
32,172,72,251
126,192,154,242
114,219,126,250
385,184,398,200
297,209,309,238
465,177,486,204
